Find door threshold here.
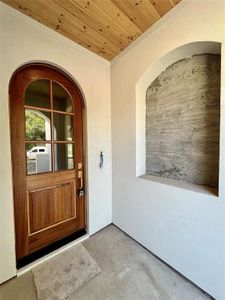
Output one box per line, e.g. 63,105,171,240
17,232,89,276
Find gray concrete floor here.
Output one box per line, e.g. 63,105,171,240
0,225,211,300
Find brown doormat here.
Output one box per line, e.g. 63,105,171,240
32,243,101,300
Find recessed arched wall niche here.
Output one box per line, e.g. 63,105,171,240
136,42,221,192
146,53,220,187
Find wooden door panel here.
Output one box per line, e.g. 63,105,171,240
28,187,55,233
28,181,76,234
54,182,76,223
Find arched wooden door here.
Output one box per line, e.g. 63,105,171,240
9,64,86,263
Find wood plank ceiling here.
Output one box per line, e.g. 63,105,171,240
2,0,182,61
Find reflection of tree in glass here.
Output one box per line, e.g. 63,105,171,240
25,111,45,150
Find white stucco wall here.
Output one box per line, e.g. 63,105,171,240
0,3,112,283
111,1,225,299
1,1,225,299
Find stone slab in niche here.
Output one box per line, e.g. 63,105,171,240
146,54,220,188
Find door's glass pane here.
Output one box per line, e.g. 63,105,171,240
53,113,73,141
25,109,51,141
54,143,74,171
53,81,73,113
25,80,50,109
26,143,52,175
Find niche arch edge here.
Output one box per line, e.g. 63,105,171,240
135,41,221,195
